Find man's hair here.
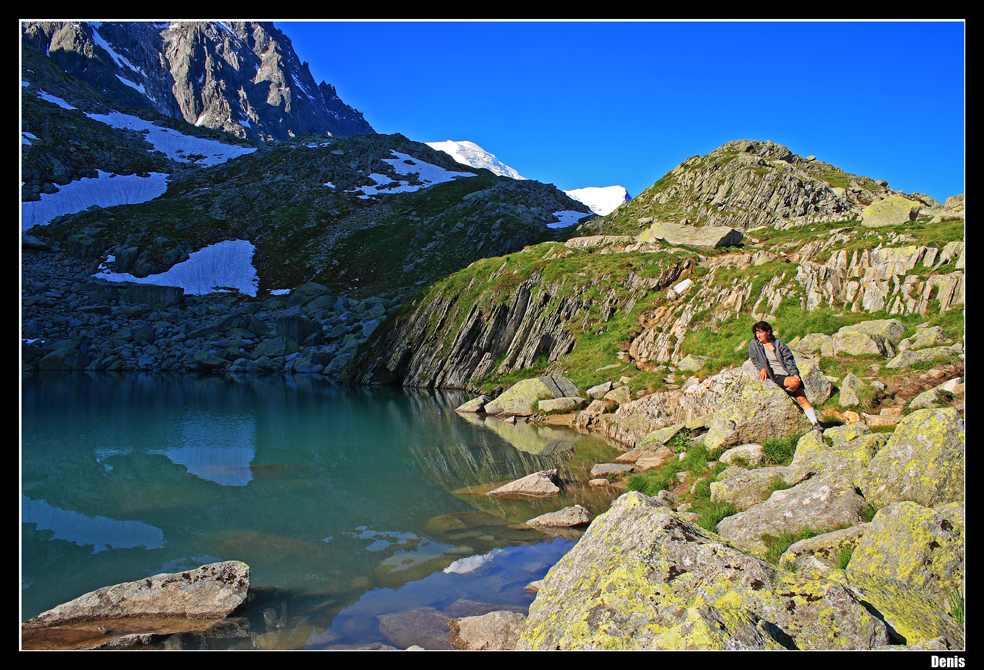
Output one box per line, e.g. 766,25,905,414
751,320,774,340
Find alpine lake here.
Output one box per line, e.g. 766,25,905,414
21,371,623,650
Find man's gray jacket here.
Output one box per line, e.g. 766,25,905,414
748,337,801,382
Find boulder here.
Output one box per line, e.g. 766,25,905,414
120,282,185,308
787,426,886,485
909,383,956,410
603,385,633,406
455,395,491,413
586,381,613,399
448,610,527,650
846,501,964,604
885,343,963,369
793,332,834,358
517,492,891,650
715,473,866,558
537,397,584,413
23,561,249,628
857,408,964,508
590,463,634,478
837,319,907,345
795,356,832,406
861,195,921,228
526,505,590,528
838,372,868,407
636,219,743,252
830,571,964,649
832,330,896,358
709,465,796,512
638,423,685,447
778,525,868,577
487,469,560,497
702,377,813,451
718,443,764,466
483,376,580,417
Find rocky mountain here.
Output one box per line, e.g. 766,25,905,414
20,26,595,377
427,140,632,217
355,151,964,393
21,21,374,143
574,139,957,236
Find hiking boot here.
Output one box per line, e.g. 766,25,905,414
813,423,824,436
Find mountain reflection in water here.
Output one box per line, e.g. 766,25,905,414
21,372,620,649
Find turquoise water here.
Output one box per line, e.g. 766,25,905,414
21,372,620,649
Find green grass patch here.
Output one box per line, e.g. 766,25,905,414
760,527,830,564
761,436,799,466
837,544,855,570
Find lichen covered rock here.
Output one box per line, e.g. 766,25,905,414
858,408,964,508
716,473,865,558
703,377,812,451
847,501,964,604
517,492,890,650
830,570,964,648
483,376,580,417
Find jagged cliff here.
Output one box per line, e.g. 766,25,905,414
20,21,374,143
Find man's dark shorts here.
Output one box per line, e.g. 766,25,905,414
773,374,799,395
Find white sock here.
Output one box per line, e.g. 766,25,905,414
804,407,817,424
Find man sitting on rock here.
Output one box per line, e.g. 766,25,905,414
748,320,823,435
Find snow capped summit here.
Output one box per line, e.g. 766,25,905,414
426,140,526,180
564,186,631,216
426,139,630,216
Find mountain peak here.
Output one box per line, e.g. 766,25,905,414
578,138,901,236
426,140,526,180
21,20,374,142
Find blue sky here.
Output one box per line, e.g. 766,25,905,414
280,20,965,203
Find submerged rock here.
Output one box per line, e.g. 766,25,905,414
448,610,527,650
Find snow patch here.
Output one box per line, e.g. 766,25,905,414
548,210,594,229
426,140,525,180
86,109,256,167
22,170,169,231
351,150,475,198
94,239,260,297
564,185,631,216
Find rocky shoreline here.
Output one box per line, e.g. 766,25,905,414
22,239,397,379
20,243,965,651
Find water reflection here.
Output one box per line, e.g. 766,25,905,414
21,372,621,648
